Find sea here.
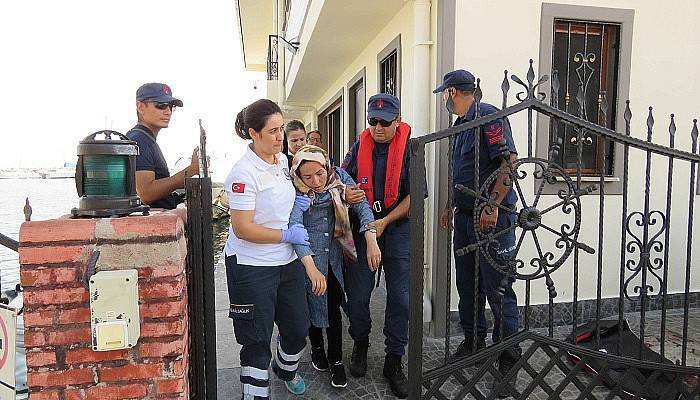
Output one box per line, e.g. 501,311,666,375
0,178,229,292
0,179,79,291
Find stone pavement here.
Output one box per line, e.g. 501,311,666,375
214,257,405,399
213,253,700,399
420,308,700,399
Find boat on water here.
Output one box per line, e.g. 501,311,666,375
39,168,75,179
212,183,229,220
0,167,75,180
0,170,41,179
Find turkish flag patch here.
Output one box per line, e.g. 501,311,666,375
231,182,245,193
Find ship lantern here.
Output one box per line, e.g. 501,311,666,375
71,130,149,217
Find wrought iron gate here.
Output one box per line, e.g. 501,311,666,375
408,60,700,399
185,121,217,400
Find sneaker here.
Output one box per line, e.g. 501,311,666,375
329,361,348,388
311,345,329,371
284,373,306,396
382,353,408,399
349,339,369,377
491,353,520,398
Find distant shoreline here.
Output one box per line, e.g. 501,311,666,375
0,177,74,179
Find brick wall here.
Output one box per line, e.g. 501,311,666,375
19,209,190,400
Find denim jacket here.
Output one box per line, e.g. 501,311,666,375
289,167,375,328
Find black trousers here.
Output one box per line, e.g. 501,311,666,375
308,268,344,363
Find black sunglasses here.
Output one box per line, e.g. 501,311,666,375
368,118,395,127
152,102,176,111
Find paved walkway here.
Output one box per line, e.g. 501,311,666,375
213,254,700,399
214,257,403,399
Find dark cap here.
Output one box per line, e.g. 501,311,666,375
136,83,183,107
433,70,476,93
367,93,400,121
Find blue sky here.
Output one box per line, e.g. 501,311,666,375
0,0,263,181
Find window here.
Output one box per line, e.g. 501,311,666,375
550,20,620,175
318,93,343,164
326,107,342,163
380,51,398,96
377,35,401,98
348,68,366,148
537,4,634,194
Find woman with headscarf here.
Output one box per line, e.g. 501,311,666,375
289,144,381,388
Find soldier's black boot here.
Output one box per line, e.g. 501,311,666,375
454,335,486,359
383,353,408,399
349,339,369,377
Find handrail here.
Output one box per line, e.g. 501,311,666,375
0,232,18,252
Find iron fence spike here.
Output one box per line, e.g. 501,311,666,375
692,119,698,153
501,70,510,109
474,78,483,103
669,114,676,147
501,69,510,93
24,197,32,222
647,107,654,142
527,59,536,91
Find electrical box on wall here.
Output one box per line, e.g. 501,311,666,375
89,269,140,351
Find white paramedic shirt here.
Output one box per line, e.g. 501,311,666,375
224,145,297,266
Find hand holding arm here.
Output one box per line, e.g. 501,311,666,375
281,224,310,245
294,194,312,212
344,184,366,205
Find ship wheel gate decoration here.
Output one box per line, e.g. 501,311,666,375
456,157,596,282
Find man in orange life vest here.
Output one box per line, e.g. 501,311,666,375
341,93,414,398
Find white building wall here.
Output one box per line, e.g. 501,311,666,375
311,4,415,149
453,0,700,307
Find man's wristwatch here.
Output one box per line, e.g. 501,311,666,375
364,224,377,234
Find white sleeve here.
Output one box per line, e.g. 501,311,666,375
224,167,257,211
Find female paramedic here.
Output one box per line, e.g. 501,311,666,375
224,99,314,399
289,144,381,389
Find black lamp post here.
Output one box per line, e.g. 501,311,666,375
71,130,149,218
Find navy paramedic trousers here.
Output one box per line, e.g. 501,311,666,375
226,255,309,399
346,218,410,356
453,209,520,346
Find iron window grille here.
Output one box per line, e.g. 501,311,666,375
550,19,621,176
380,50,398,96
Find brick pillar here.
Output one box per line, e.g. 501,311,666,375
18,209,190,400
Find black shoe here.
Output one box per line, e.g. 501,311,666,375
329,361,348,388
349,339,369,377
383,353,408,399
311,345,329,371
454,336,486,359
491,352,521,398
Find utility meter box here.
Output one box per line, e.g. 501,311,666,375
89,269,140,351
